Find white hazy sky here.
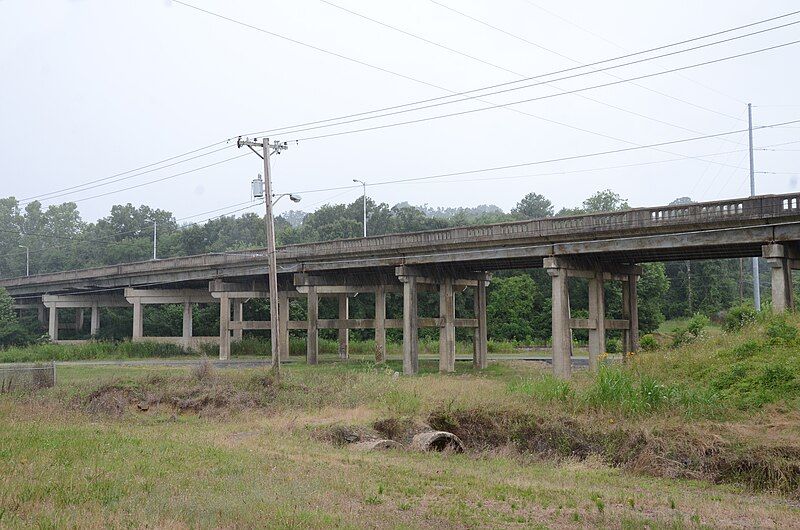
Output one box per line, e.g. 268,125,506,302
1,0,799,223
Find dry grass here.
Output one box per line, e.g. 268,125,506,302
1,319,800,528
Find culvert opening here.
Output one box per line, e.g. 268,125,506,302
411,431,465,453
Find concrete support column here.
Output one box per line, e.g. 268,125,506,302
278,291,290,361
439,277,456,373
307,287,318,365
473,280,488,369
402,276,419,375
182,302,193,351
90,303,100,338
587,273,605,373
374,286,386,363
232,300,243,342
769,258,793,312
219,294,230,360
37,305,46,326
628,274,639,353
132,300,143,341
549,267,572,380
48,306,59,342
338,293,349,360
763,244,795,313
75,309,84,332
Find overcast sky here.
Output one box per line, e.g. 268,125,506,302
1,0,799,223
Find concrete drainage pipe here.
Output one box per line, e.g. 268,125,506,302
352,439,402,451
410,431,464,453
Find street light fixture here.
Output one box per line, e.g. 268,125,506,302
353,179,367,237
18,245,29,277
273,193,302,206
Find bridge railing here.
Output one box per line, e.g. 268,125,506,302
278,193,800,259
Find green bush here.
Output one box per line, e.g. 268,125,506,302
671,313,710,348
686,313,710,338
605,338,621,354
765,316,798,345
639,334,659,351
724,303,758,332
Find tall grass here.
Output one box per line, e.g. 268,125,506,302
0,341,190,363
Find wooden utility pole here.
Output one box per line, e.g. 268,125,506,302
237,137,288,374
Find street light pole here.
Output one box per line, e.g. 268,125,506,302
238,136,288,374
353,179,367,237
18,245,29,276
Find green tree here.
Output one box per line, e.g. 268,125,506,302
637,263,670,333
581,189,629,213
487,275,549,341
511,193,554,219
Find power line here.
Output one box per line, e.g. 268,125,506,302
15,5,794,213
242,7,800,139
517,0,748,106
39,153,250,206
320,0,744,145
20,145,236,206
18,141,231,204
287,119,800,195
429,0,744,122
287,38,800,142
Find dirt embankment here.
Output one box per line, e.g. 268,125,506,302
425,407,800,497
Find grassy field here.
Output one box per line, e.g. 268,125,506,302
1,315,799,528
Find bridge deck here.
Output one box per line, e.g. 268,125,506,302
3,193,800,296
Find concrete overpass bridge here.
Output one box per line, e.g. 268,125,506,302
4,192,800,378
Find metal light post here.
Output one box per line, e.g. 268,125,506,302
18,245,29,276
238,136,289,373
353,179,367,237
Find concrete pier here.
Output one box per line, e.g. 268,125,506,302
439,277,456,373
545,257,641,379
763,243,797,313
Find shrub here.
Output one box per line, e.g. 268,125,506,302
605,338,622,354
671,314,710,348
724,303,758,332
765,316,798,345
639,334,659,351
686,313,710,338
